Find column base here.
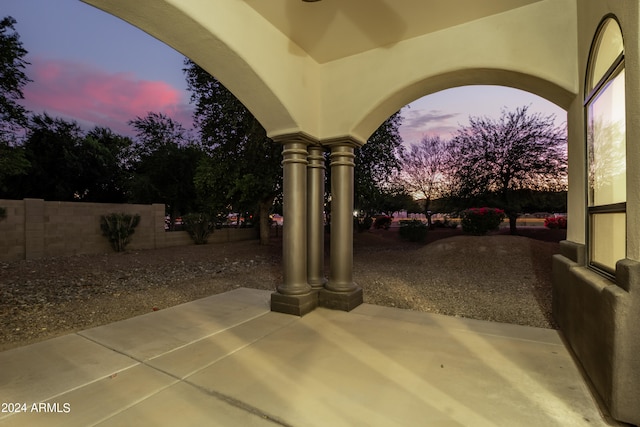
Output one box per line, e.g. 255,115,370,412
319,286,363,311
308,277,328,291
271,291,318,316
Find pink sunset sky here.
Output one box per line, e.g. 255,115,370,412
23,57,193,135
4,0,565,142
4,0,194,138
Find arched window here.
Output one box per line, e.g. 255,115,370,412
585,17,625,276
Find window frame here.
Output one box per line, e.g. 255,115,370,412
584,17,626,278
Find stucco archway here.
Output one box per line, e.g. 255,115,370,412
351,68,572,143
82,0,304,136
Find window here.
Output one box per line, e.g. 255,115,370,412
585,18,625,275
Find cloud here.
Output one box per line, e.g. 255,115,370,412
399,108,460,145
402,108,460,131
21,57,194,137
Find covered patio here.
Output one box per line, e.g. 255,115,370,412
30,1,640,424
0,288,622,426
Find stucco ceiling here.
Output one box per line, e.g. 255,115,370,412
244,0,543,63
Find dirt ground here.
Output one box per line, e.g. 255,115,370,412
0,225,566,351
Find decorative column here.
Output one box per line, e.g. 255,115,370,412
307,144,327,290
320,140,363,311
270,138,317,316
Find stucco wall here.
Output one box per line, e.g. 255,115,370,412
553,1,640,425
0,199,258,262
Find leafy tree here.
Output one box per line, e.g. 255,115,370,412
184,59,281,245
0,16,31,190
5,114,131,202
449,106,567,233
128,112,202,224
353,111,404,218
128,112,190,157
396,135,453,227
0,16,30,143
376,186,419,217
11,114,87,200
83,127,134,202
0,143,29,194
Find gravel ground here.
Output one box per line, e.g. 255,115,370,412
0,226,564,351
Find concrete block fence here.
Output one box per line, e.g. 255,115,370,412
0,199,257,262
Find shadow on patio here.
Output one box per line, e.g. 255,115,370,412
0,288,624,426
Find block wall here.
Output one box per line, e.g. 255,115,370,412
0,199,258,261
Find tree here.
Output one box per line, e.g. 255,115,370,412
83,127,134,202
0,16,31,190
184,59,281,245
396,135,453,227
12,114,86,200
353,111,404,218
128,112,190,157
5,114,132,202
449,106,567,234
128,112,202,223
0,16,30,143
0,143,29,194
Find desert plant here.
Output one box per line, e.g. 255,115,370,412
354,216,373,233
100,213,141,252
183,212,215,244
398,219,428,242
373,215,392,230
460,207,505,235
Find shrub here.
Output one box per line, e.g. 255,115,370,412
445,219,459,229
544,216,567,229
430,219,458,230
183,212,215,244
460,207,505,235
373,215,392,230
398,219,428,242
354,216,373,232
100,213,141,252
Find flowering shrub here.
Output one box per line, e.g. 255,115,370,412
460,207,505,235
544,216,567,229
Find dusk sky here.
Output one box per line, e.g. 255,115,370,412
4,0,565,143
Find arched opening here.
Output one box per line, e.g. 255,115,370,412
399,85,566,145
352,69,573,144
352,84,567,328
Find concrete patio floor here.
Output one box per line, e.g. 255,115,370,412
0,288,624,426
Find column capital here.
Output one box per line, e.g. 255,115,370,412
329,144,355,168
307,145,326,170
321,135,365,149
270,131,319,146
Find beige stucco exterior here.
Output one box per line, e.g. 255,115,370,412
80,1,640,424
82,0,577,141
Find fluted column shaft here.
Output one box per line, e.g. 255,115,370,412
307,145,326,289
